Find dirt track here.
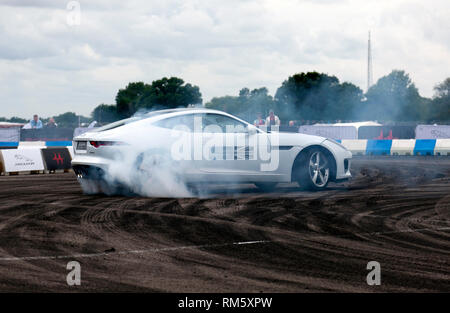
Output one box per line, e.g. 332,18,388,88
0,157,449,292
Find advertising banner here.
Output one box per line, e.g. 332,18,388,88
415,125,450,139
20,128,74,141
0,127,21,142
0,149,44,172
41,148,72,170
298,126,358,140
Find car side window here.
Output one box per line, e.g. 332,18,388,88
153,114,194,132
200,114,247,133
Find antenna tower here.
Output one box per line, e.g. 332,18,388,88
367,31,373,92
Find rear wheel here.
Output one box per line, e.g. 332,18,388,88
297,149,331,191
254,182,278,192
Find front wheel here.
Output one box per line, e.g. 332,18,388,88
297,149,331,191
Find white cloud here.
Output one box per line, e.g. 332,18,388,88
0,0,449,118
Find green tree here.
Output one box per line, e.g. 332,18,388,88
137,77,202,111
274,72,363,122
115,82,150,118
364,70,426,121
8,116,27,123
434,77,450,98
241,87,276,121
428,78,450,122
205,87,276,122
53,112,83,128
206,95,241,115
91,104,120,124
115,78,202,118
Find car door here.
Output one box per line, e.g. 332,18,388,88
195,113,272,182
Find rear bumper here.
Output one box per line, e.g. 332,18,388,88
72,155,109,168
71,155,110,180
72,165,106,180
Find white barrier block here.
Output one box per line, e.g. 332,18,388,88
341,140,367,155
67,146,75,159
0,152,4,173
1,148,44,172
434,139,450,156
390,139,415,155
19,141,46,148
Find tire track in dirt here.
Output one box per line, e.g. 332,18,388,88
0,157,449,292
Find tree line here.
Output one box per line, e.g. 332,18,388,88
2,71,449,126
91,70,450,125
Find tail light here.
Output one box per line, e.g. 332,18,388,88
89,141,126,148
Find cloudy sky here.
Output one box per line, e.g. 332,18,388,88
0,0,449,118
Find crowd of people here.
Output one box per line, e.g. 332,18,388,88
23,114,57,129
253,110,282,127
22,111,351,132
252,110,356,128
253,110,301,128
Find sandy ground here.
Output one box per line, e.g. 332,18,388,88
0,157,449,292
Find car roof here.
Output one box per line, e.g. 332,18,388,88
142,107,226,116
92,107,252,134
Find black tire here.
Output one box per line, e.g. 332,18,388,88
297,148,331,191
254,182,278,192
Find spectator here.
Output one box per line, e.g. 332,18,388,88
30,114,43,129
265,110,280,126
45,117,58,128
253,113,265,126
289,120,295,127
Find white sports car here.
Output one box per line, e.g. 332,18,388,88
72,108,351,194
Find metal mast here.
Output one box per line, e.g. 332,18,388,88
367,31,373,92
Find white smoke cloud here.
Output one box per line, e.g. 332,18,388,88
76,112,281,198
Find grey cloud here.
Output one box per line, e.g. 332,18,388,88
0,0,449,118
